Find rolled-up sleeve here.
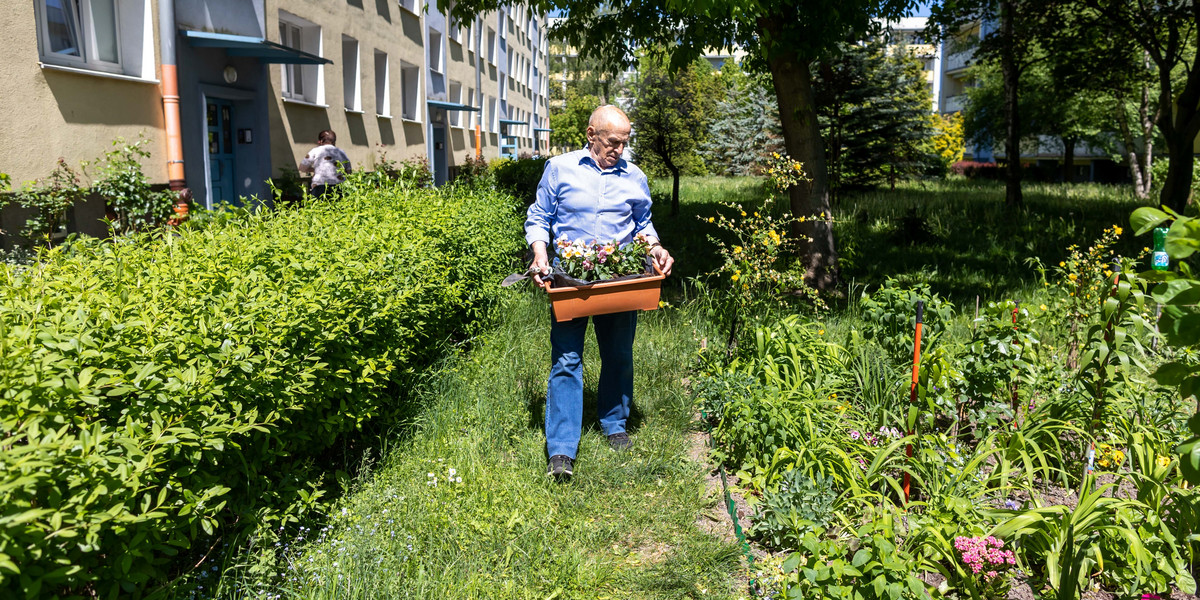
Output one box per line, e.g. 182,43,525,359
525,161,558,247
630,174,659,241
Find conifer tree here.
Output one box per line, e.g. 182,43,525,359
813,42,936,198
701,63,785,176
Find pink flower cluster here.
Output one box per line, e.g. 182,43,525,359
954,536,1016,580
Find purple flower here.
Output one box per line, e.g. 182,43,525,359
849,430,861,440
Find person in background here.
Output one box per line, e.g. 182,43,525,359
299,129,351,198
525,105,675,480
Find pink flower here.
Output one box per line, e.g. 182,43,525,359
582,260,593,270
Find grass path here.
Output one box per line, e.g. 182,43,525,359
260,290,745,599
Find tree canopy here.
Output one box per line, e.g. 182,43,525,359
449,0,917,291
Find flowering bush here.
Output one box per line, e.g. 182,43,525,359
954,535,1016,585
554,233,652,281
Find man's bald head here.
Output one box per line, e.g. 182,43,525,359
586,105,632,169
588,105,631,135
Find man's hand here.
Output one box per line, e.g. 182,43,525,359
650,245,674,277
530,241,550,287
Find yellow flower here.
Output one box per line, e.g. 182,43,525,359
1098,459,1110,467
818,329,825,335
1113,226,1123,235
1143,247,1151,253
731,273,740,282
1059,261,1066,267
1157,456,1171,468
1040,304,1048,311
1113,450,1125,464
741,211,747,217
733,246,743,254
707,217,715,223
1068,274,1078,281
754,212,760,217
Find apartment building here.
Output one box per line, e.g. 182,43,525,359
878,17,941,112
3,0,550,211
934,18,1127,181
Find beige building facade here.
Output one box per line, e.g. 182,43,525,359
3,0,550,210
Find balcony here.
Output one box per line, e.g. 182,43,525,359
943,49,972,73
943,94,966,113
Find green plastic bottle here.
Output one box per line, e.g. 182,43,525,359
1152,226,1169,271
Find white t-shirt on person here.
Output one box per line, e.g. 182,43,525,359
300,145,351,186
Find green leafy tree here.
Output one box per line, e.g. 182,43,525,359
1077,0,1200,212
450,0,918,292
961,59,1109,183
630,53,720,216
701,62,786,176
929,0,1057,207
812,42,936,198
548,88,599,152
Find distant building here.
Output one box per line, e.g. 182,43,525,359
876,17,942,112
933,18,1121,181
3,0,550,218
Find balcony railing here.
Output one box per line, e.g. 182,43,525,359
944,50,972,73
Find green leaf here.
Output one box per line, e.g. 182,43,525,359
1130,206,1170,235
782,552,802,573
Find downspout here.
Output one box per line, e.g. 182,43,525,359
159,0,186,192
475,16,483,159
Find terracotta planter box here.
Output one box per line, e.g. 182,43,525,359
545,269,666,322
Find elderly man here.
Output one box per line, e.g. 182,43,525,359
526,105,675,479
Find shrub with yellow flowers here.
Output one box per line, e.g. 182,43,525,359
701,153,823,351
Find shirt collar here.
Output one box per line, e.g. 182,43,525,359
579,147,627,173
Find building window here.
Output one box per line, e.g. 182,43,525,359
342,35,361,111
279,12,322,104
400,61,419,120
35,0,155,77
374,50,389,117
449,81,462,127
467,22,476,54
488,96,497,133
399,0,420,14
486,28,496,64
467,87,475,126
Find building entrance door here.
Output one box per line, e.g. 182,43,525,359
206,100,236,205
431,121,448,185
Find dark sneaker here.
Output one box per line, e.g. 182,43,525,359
608,432,632,451
547,455,574,479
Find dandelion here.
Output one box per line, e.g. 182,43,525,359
1068,273,1078,281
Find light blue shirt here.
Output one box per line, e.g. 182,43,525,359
525,148,660,251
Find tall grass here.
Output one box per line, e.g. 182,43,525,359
194,290,743,599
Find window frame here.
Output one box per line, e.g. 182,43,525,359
400,60,421,121
374,49,390,117
278,11,324,105
35,0,124,74
342,35,362,112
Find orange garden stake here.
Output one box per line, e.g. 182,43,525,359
903,301,924,505
1010,301,1020,416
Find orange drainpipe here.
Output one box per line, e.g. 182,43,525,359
159,0,188,222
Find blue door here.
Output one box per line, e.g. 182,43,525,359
207,100,235,206
431,122,448,185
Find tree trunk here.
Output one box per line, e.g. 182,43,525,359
1061,137,1076,184
1152,11,1200,212
668,162,681,217
999,0,1024,207
765,47,838,292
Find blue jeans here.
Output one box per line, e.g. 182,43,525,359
546,310,637,459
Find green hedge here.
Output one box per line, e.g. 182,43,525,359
0,182,522,598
